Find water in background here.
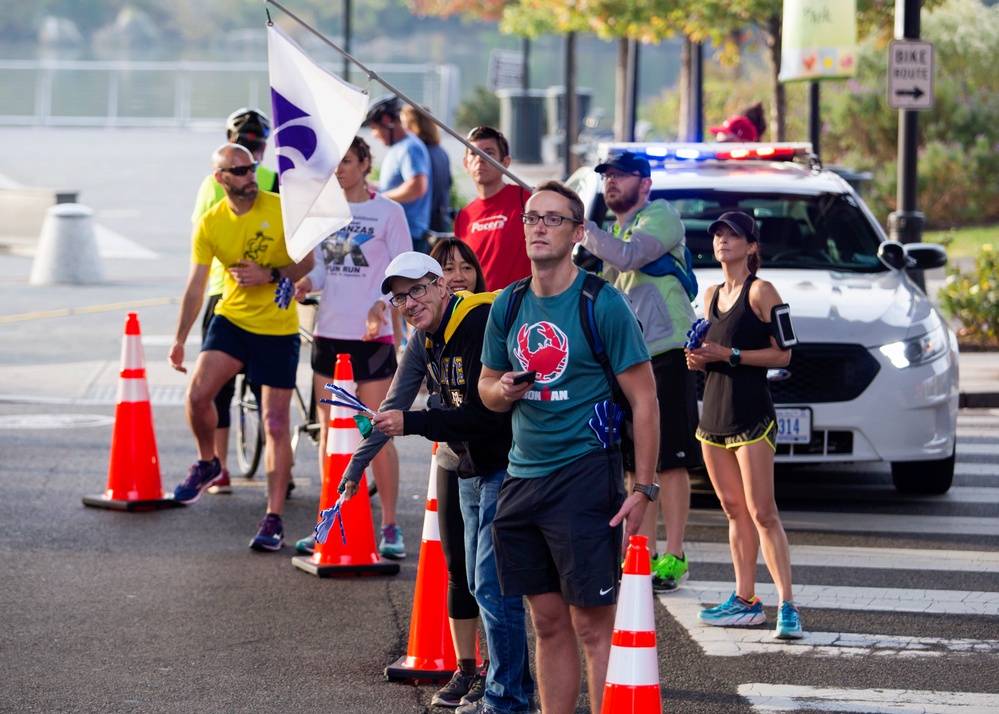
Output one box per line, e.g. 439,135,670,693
0,26,681,130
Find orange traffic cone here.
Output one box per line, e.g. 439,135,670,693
600,535,662,714
292,353,399,577
386,443,457,681
83,313,175,511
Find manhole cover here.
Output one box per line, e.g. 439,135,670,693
0,414,115,429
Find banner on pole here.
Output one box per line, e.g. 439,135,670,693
779,0,857,82
267,24,369,262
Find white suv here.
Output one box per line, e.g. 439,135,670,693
567,142,959,495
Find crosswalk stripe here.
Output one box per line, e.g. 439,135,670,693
956,441,999,455
659,586,999,659
685,581,999,617
739,684,999,712
679,541,999,573
770,484,999,504
687,509,999,537
955,462,999,475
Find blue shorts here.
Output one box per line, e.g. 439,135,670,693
202,315,300,389
492,449,626,607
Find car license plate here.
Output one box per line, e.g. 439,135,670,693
776,408,811,444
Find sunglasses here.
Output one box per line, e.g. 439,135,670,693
219,163,258,177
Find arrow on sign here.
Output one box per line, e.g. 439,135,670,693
894,86,925,99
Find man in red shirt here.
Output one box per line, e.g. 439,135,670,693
454,126,533,291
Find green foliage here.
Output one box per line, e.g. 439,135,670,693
455,86,499,132
936,245,999,347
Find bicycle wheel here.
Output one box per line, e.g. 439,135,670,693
235,375,263,478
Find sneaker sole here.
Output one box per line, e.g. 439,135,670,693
430,695,464,707
774,626,804,640
652,569,689,593
207,485,232,495
249,538,285,552
699,611,767,627
175,472,224,505
295,543,315,555
378,549,407,560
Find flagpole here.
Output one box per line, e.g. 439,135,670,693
264,0,533,192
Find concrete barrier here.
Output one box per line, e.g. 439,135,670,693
29,203,106,285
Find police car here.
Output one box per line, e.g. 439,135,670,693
567,142,959,495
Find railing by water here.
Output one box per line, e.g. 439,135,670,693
0,59,459,128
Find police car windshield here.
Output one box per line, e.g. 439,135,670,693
595,190,888,273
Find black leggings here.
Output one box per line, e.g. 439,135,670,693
436,465,479,620
201,294,237,429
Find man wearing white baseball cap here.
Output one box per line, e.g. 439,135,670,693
372,251,538,714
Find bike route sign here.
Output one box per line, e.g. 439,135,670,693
887,40,934,110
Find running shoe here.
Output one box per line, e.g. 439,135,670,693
207,469,232,495
454,700,500,714
456,662,487,709
295,533,316,555
698,592,766,627
774,600,804,640
378,523,406,560
173,458,222,504
652,552,689,593
432,668,476,708
249,514,285,552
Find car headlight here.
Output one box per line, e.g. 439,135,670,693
879,323,949,368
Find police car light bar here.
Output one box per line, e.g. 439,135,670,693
596,142,815,165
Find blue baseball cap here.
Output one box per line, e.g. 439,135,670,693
595,151,651,178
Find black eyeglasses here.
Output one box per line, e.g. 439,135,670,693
601,169,642,180
219,163,258,177
521,213,580,227
388,277,440,308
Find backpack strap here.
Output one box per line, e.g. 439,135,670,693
503,276,532,334
579,273,624,404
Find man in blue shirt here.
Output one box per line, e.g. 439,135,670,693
478,181,659,714
364,95,432,254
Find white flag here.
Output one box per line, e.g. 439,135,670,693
267,24,369,262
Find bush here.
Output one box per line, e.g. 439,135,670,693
455,86,500,133
936,245,999,347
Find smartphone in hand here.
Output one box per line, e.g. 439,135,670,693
512,370,537,385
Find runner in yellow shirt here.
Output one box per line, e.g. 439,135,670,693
169,143,314,551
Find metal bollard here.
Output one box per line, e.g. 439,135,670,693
29,203,106,285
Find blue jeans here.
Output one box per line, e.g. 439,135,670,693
458,471,535,714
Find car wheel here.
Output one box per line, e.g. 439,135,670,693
890,444,956,495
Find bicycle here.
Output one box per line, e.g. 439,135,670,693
235,295,377,496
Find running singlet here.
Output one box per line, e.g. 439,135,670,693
191,190,298,336
307,194,412,341
190,165,280,296
699,275,775,434
455,184,532,291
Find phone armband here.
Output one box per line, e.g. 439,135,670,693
771,303,797,350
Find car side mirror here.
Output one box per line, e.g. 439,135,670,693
904,243,948,271
877,241,910,271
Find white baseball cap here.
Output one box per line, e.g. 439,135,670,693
381,251,444,295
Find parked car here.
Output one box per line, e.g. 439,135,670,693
567,142,959,495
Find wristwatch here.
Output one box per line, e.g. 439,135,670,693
632,482,660,502
270,268,281,283
728,347,741,367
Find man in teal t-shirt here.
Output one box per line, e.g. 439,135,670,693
478,181,659,714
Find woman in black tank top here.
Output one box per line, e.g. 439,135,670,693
684,211,803,640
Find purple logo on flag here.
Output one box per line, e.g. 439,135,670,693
271,88,318,177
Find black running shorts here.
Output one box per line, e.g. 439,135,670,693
492,449,626,608
312,337,397,383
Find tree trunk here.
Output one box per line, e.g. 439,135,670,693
764,14,785,141
678,36,691,141
615,38,628,141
